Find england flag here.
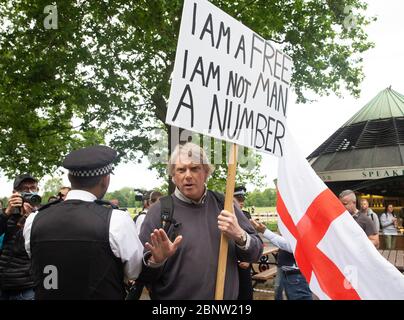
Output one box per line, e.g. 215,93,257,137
276,131,404,299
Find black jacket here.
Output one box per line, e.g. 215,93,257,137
0,211,35,291
30,200,125,299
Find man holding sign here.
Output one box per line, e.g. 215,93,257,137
163,0,293,299
138,143,262,299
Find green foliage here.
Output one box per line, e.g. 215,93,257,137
0,197,8,208
0,0,374,186
148,131,265,192
41,176,63,203
245,188,277,207
207,144,265,193
0,0,109,179
264,221,278,232
104,187,139,208
104,186,167,208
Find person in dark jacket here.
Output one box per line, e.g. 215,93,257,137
234,185,254,300
0,174,40,300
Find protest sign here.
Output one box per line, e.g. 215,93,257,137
166,0,293,157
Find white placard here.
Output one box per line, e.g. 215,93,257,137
166,0,293,157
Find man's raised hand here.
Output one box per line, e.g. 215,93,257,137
145,229,182,264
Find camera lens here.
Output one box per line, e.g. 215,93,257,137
29,194,42,206
21,192,42,206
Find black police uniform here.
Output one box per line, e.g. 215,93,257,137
26,145,142,300
31,199,124,299
234,185,254,300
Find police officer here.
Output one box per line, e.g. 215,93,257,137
234,186,251,219
233,185,253,300
23,145,180,300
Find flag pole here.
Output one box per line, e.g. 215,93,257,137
215,142,238,300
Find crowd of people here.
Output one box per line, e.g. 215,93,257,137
0,142,401,300
0,143,262,300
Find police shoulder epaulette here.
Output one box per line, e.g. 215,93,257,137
38,198,62,211
94,199,119,210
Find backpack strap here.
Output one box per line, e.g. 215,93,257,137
133,210,146,223
94,199,119,209
128,196,176,293
379,212,385,229
159,195,180,241
159,195,173,231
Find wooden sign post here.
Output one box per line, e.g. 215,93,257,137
214,143,238,300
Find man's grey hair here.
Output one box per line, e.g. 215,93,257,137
339,189,356,201
167,142,215,177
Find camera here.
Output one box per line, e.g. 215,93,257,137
134,188,147,202
20,192,42,206
135,194,143,202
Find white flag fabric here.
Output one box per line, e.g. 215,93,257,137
276,130,404,300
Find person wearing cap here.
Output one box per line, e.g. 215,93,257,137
234,186,248,214
23,145,181,300
134,191,152,233
233,185,254,300
0,174,40,300
134,190,163,235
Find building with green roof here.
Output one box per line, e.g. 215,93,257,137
307,87,404,200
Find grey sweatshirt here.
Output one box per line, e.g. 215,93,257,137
139,191,263,300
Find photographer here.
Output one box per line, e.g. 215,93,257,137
134,190,163,234
134,191,151,234
0,174,41,300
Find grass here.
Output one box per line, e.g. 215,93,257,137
127,208,137,219
249,207,276,214
264,221,278,232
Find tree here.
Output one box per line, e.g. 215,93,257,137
104,186,167,209
41,176,63,203
245,188,277,207
149,131,265,192
104,187,136,208
0,197,8,208
0,0,375,185
0,1,109,179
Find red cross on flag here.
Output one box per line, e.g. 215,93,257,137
276,131,404,300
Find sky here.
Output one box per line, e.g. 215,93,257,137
1,0,403,198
